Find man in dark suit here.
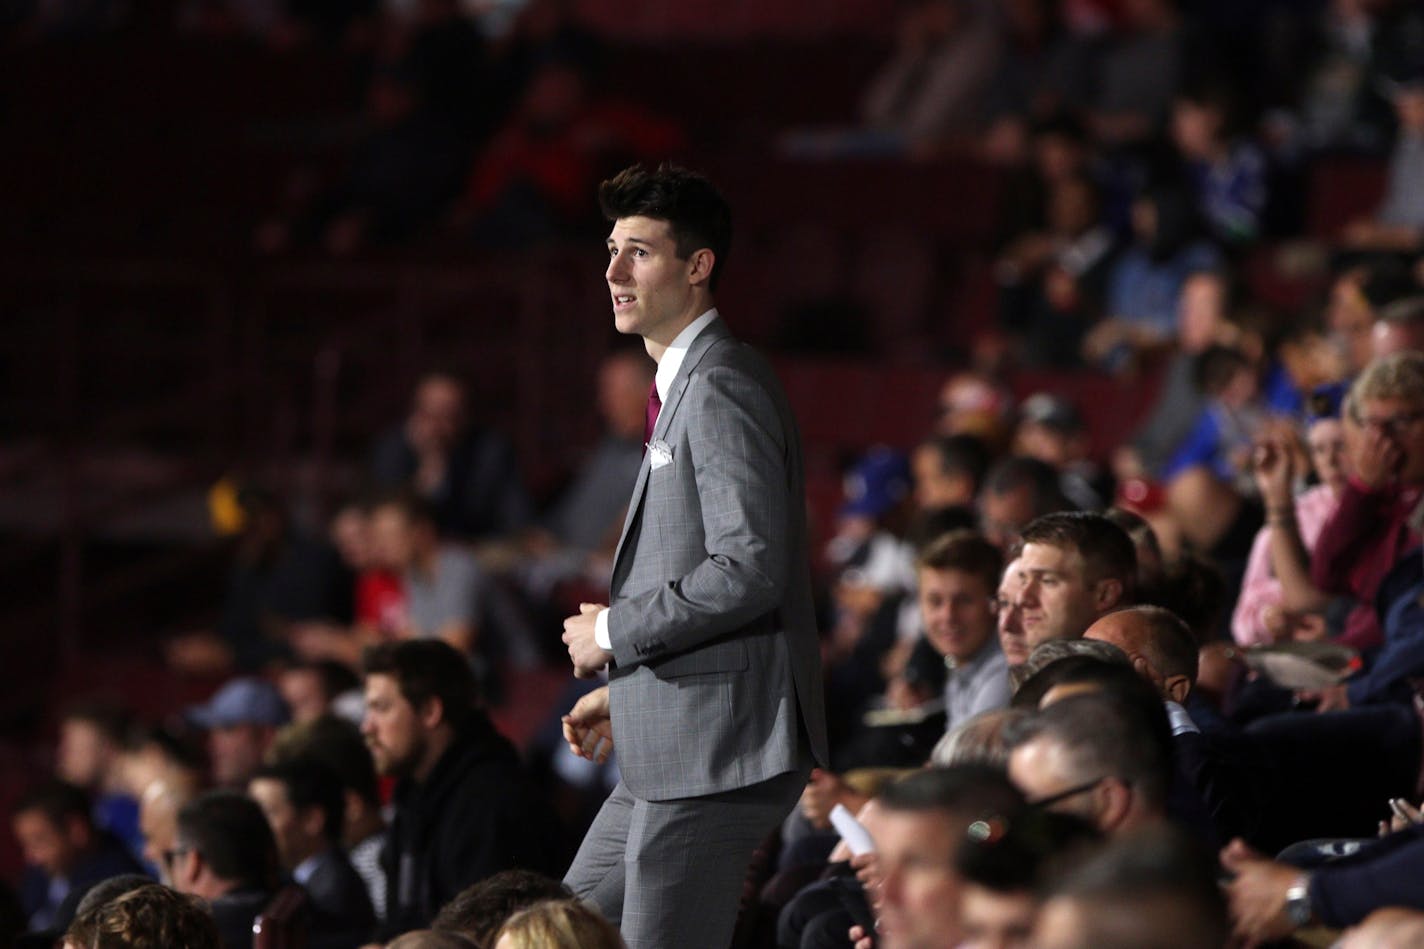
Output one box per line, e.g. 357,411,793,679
559,163,829,949
170,791,287,949
249,758,374,949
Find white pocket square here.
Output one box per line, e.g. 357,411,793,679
648,439,674,469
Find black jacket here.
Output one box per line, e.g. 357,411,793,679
379,713,565,937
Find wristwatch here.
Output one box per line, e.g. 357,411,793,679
1284,874,1313,928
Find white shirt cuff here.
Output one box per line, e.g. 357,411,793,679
594,608,611,651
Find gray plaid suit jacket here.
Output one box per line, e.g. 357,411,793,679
604,317,829,801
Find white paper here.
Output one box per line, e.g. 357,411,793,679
830,803,875,856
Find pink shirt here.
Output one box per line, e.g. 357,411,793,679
1231,485,1340,646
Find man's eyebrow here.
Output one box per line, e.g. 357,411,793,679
608,236,653,246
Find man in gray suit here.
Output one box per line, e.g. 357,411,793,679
560,163,829,949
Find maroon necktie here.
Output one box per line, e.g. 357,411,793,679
644,380,662,446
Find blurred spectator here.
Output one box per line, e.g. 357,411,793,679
256,62,471,255
370,372,532,542
248,758,375,948
1260,0,1424,156
862,765,1027,949
935,371,1017,450
1326,259,1421,374
1116,270,1234,484
56,703,142,865
277,660,362,725
996,556,1030,667
1080,0,1194,148
954,807,1100,949
978,457,1074,551
1035,826,1228,949
361,640,563,937
1159,342,1298,557
1310,352,1424,651
1170,81,1269,246
137,780,193,886
431,870,572,949
1341,71,1424,255
331,499,407,643
1012,393,1110,510
491,898,624,949
170,791,285,949
979,0,1094,162
996,172,1118,367
1005,691,1171,835
513,349,651,601
824,448,917,667
452,60,684,245
1373,295,1424,357
1232,382,1349,646
62,882,221,949
1084,185,1222,372
912,433,990,512
848,0,1002,157
168,484,352,675
12,781,146,933
267,715,388,923
368,493,488,656
1017,512,1136,649
187,677,291,788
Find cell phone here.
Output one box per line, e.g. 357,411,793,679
830,803,876,857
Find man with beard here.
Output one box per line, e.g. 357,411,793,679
361,640,562,937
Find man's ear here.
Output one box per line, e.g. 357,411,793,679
1095,777,1133,833
1093,578,1124,611
1164,674,1191,705
686,248,716,287
418,696,445,732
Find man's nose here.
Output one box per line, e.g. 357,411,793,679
606,254,629,283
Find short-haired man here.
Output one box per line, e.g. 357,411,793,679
995,556,1029,667
870,765,1027,949
170,790,283,949
559,164,827,949
138,779,192,886
186,677,291,788
912,434,989,512
248,758,374,947
13,780,145,933
1312,351,1424,654
1016,512,1136,649
361,640,562,937
269,714,388,923
1005,692,1171,835
916,532,1012,727
1035,827,1229,949
369,370,532,541
978,457,1072,550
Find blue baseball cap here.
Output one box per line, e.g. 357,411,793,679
187,677,290,729
841,448,912,518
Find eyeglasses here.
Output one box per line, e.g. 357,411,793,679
1028,776,1108,810
162,846,191,868
1355,410,1424,435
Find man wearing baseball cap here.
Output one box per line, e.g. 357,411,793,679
187,677,290,788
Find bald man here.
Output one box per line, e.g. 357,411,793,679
139,780,193,885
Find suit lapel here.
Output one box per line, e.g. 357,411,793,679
610,319,732,591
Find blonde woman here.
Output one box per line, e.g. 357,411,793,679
492,899,624,949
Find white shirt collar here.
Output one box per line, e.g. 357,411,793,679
655,308,719,402
1164,700,1200,736
293,852,322,886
